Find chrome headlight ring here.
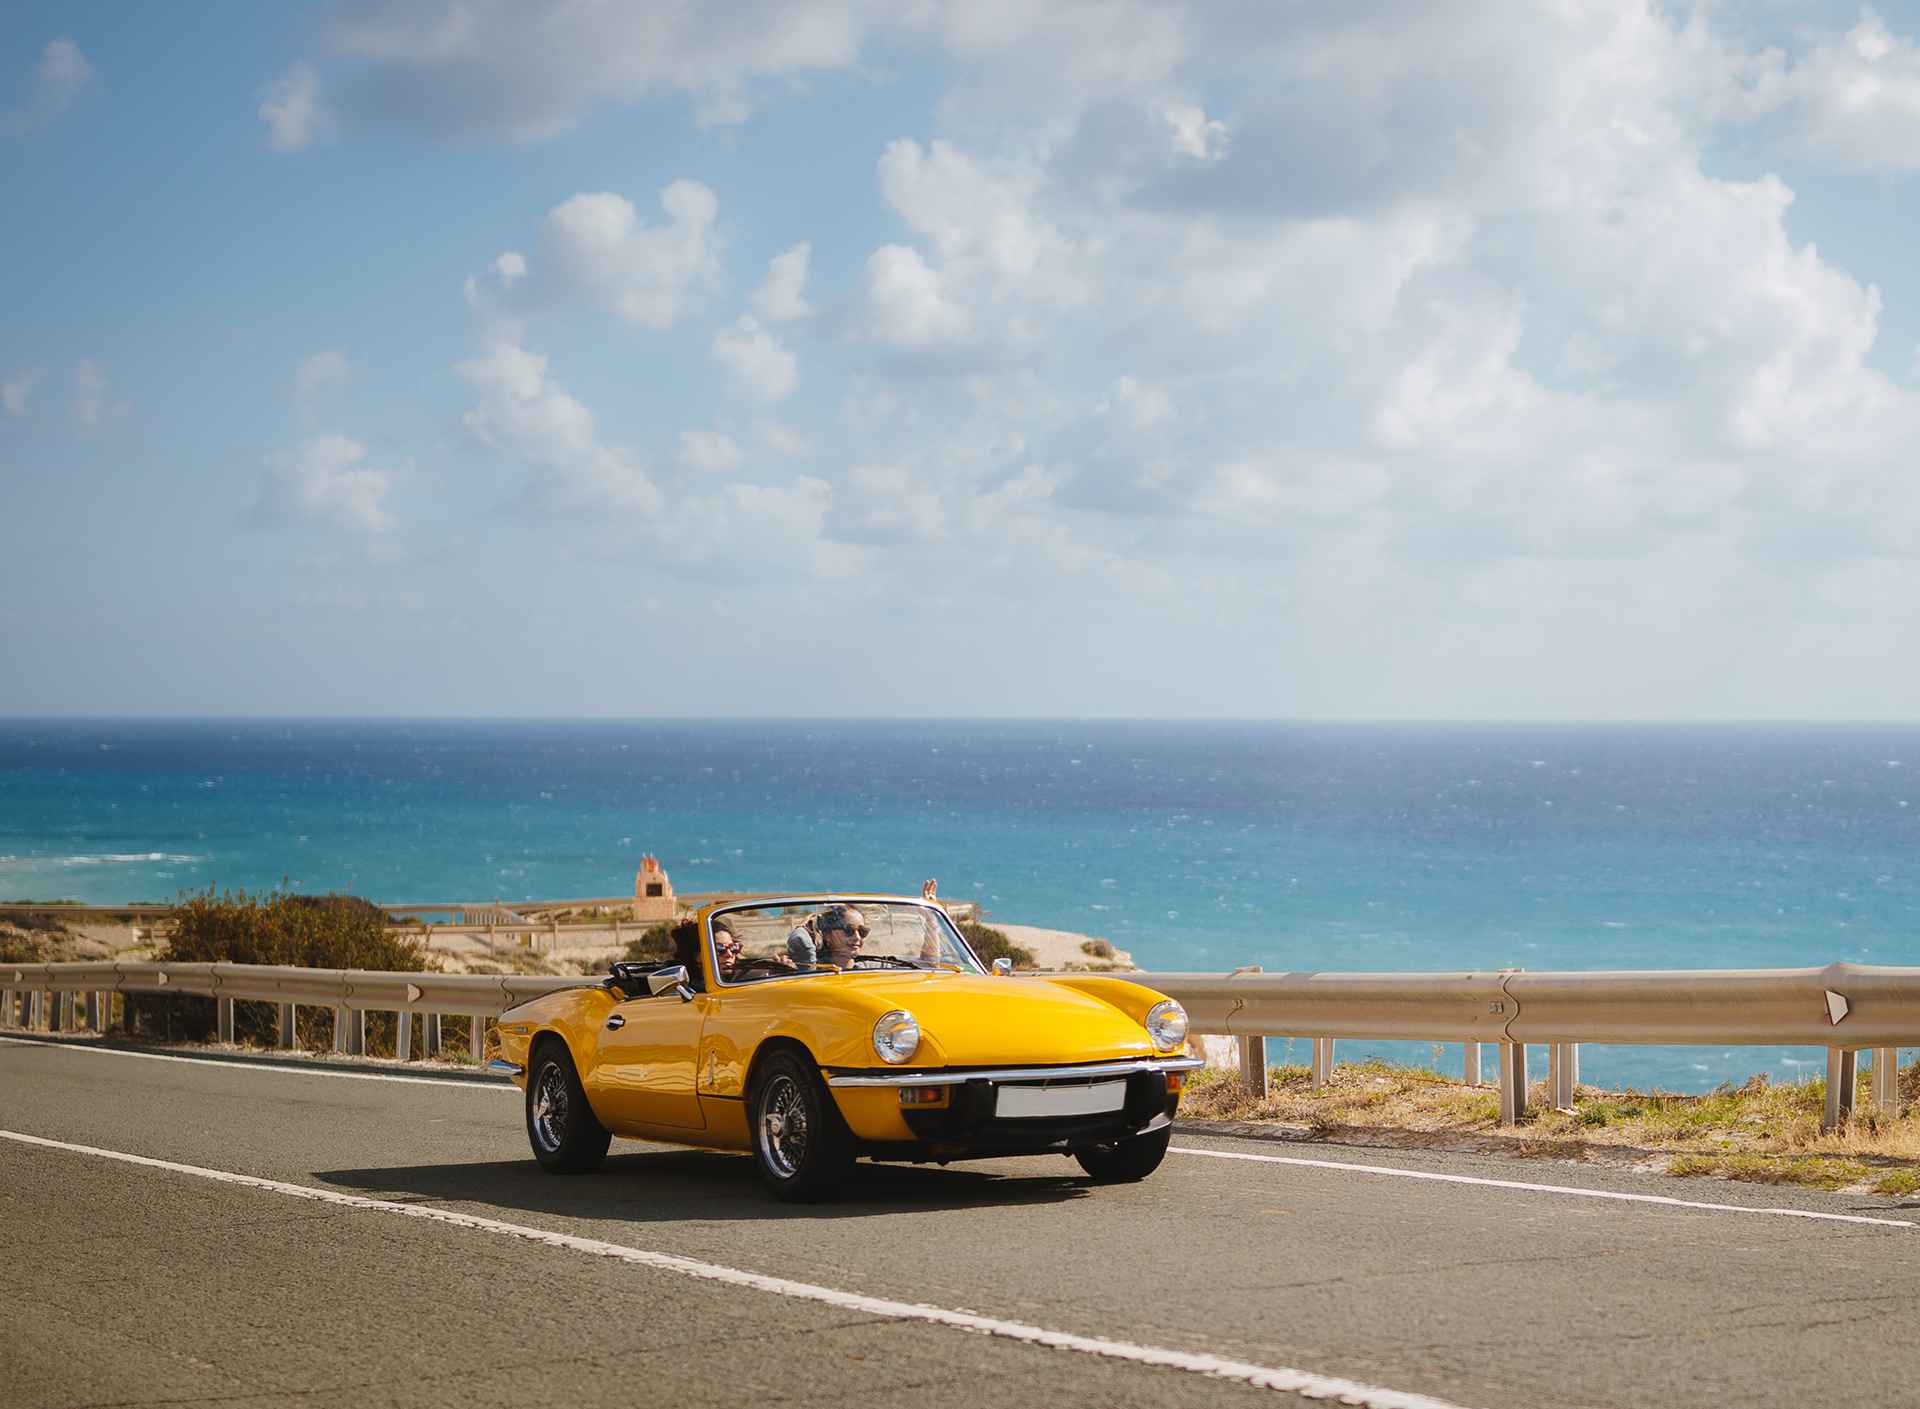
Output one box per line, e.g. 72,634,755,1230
1144,999,1189,1053
872,1009,921,1065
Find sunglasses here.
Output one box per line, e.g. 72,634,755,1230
835,924,870,940
714,938,742,954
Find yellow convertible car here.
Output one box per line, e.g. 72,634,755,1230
491,895,1198,1201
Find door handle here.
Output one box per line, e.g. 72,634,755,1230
605,1015,625,1030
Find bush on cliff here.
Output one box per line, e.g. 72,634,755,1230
128,884,434,1046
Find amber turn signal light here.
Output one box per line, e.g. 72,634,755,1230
898,1086,949,1107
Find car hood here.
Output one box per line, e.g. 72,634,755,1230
808,971,1157,1067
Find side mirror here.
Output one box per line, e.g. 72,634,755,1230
993,958,1012,976
649,965,693,1000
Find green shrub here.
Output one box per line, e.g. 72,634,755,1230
126,884,435,1047
957,919,1036,969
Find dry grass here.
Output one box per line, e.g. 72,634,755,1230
1176,1056,1920,1194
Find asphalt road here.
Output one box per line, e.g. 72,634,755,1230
5,1034,1920,1409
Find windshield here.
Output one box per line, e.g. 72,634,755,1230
707,899,985,984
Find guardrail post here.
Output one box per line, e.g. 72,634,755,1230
1239,1036,1268,1098
217,998,235,1044
278,1003,295,1049
0,991,13,1029
1872,1047,1901,1113
1311,1037,1335,1088
88,991,105,1031
470,1015,486,1062
424,1012,441,1057
1499,1043,1527,1125
1549,1043,1578,1109
396,1010,413,1062
1824,1047,1856,1131
349,1008,366,1056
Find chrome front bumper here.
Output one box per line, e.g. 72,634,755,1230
826,1055,1203,1088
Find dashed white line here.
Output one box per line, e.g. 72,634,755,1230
0,1036,513,1090
0,1127,1477,1409
1170,1145,1915,1228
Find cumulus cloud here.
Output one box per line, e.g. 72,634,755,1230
257,62,336,150
291,351,352,423
1,39,92,139
711,316,799,402
313,0,898,138
1753,7,1920,171
751,243,814,321
2,370,37,419
254,434,398,533
471,182,721,329
456,335,663,514
677,428,746,473
69,360,129,434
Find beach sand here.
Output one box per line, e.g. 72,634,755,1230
985,923,1136,972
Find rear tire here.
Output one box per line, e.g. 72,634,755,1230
525,1040,611,1174
750,1050,856,1202
1074,1126,1170,1184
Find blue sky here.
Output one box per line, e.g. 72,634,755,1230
7,1,1920,719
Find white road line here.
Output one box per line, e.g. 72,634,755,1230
0,1128,1475,1409
1170,1145,1915,1229
0,1036,512,1090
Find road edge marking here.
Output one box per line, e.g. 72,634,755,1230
0,1127,1479,1409
0,1036,513,1090
1170,1144,1915,1228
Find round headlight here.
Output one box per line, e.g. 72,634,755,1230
1144,999,1188,1053
872,1009,921,1065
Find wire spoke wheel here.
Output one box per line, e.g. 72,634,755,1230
524,1041,611,1175
530,1061,570,1153
749,1050,855,1201
757,1072,810,1177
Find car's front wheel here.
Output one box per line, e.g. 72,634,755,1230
525,1040,611,1174
1074,1126,1170,1184
750,1050,856,1202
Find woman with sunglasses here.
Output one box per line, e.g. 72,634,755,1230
818,905,870,970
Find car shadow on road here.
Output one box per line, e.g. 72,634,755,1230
314,1143,1098,1224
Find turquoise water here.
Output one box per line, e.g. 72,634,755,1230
5,719,1918,1089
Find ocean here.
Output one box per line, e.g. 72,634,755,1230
4,718,1918,1091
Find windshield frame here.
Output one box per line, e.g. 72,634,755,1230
702,895,985,988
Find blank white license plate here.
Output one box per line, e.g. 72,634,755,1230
995,1080,1128,1118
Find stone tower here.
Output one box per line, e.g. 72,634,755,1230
633,854,675,922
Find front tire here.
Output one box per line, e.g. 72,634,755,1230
750,1050,856,1202
1074,1126,1170,1184
526,1040,611,1174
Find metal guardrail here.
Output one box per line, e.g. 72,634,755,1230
1118,961,1912,1132
2,959,1908,1131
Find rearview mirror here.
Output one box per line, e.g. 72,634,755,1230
993,958,1012,976
648,965,691,997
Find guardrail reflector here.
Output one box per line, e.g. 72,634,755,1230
1826,990,1849,1025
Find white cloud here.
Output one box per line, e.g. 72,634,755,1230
475,183,721,329
2,370,37,419
312,0,900,138
291,351,352,423
1,39,92,139
711,316,799,402
863,245,970,348
69,360,129,434
751,243,814,321
456,335,663,514
1766,7,1920,171
254,434,398,533
677,428,746,473
256,62,336,151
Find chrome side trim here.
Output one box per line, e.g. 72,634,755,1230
826,1055,1202,1088
486,1059,525,1076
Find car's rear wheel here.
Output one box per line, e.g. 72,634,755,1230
1074,1126,1171,1184
750,1050,855,1202
526,1040,611,1174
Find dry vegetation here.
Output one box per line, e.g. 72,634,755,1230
1177,1056,1920,1196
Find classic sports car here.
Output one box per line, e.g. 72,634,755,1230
491,895,1199,1201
